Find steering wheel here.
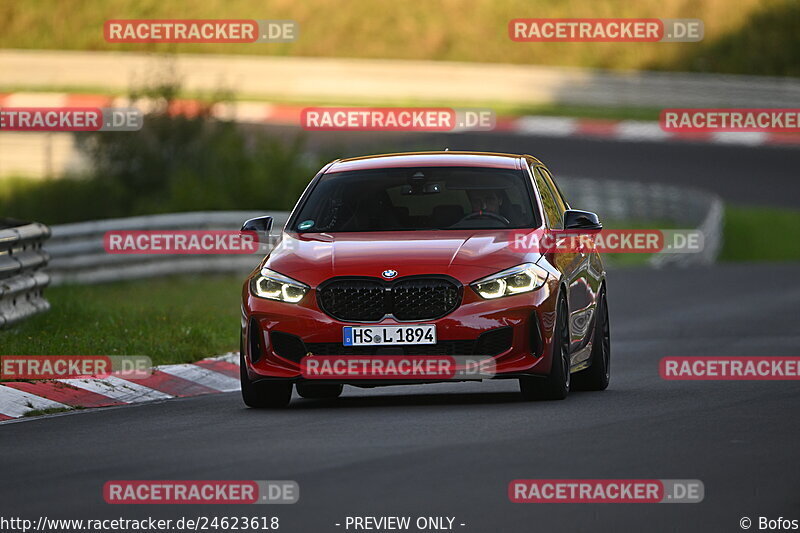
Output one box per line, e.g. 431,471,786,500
457,211,511,225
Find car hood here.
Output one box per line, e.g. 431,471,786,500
263,230,542,286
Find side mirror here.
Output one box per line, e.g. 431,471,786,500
241,216,273,243
563,209,602,230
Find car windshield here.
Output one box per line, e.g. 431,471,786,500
292,166,540,232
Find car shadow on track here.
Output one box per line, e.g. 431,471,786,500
291,390,524,410
235,384,609,412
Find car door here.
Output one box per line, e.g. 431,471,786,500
533,165,593,356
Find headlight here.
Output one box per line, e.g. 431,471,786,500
471,263,548,299
250,268,309,303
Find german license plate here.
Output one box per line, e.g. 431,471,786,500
343,325,436,346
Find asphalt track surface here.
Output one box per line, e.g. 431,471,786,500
2,262,799,532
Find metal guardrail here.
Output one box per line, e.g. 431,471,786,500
46,211,289,285
0,219,51,327
559,178,723,267
44,180,722,285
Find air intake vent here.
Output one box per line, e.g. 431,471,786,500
475,327,513,356
270,331,307,363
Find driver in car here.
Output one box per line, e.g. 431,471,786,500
468,188,502,215
467,188,513,221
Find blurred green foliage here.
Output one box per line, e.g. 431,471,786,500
1,0,798,76
720,206,800,261
0,83,324,224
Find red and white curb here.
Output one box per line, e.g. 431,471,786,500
2,92,799,148
0,353,240,421
508,116,800,147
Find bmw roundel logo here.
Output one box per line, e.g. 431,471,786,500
382,269,398,279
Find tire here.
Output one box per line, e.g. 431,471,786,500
296,382,343,399
572,287,611,391
240,351,293,408
520,295,570,401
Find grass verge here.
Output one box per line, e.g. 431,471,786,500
721,206,800,262
1,0,797,76
0,275,243,365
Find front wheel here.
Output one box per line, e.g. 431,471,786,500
520,296,570,401
572,287,611,391
240,352,293,408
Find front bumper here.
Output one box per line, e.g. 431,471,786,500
241,278,560,382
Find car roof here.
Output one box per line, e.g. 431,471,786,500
325,151,541,173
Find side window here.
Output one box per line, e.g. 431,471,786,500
532,166,563,229
539,167,569,212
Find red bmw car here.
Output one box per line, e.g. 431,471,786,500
240,151,610,407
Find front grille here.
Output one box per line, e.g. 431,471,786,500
306,339,476,356
393,278,461,320
318,279,386,321
318,276,461,322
